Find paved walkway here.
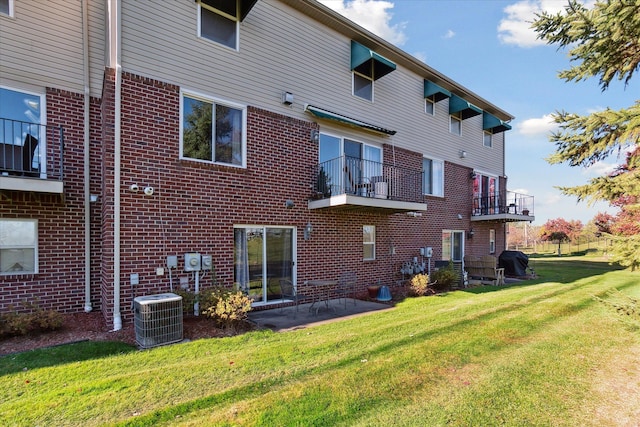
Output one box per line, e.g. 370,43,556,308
248,298,394,331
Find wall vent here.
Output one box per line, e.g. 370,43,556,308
134,293,183,349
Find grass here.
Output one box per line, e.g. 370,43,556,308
1,256,639,426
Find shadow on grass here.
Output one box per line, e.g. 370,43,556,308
0,340,137,376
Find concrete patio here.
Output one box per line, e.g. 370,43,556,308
248,298,394,331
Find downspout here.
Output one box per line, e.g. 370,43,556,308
112,0,122,331
82,0,92,313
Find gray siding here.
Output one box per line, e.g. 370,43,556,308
119,0,505,175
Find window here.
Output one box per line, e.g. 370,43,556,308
483,131,492,147
489,229,496,254
0,0,12,17
363,225,376,260
422,157,444,196
450,113,461,135
198,0,239,49
0,219,38,275
425,96,435,115
353,72,373,101
181,93,245,167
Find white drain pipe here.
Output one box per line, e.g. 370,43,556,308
82,0,92,313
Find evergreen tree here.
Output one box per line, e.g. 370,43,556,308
532,0,640,268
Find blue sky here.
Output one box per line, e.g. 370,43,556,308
319,0,637,225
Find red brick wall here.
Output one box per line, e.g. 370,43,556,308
0,89,88,313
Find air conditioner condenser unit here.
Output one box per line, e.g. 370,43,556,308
134,293,183,349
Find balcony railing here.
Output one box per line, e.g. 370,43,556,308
471,191,534,220
0,118,64,183
312,156,425,204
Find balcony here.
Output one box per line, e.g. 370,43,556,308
308,156,427,214
0,118,64,194
471,191,534,222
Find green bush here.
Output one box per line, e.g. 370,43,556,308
0,301,64,338
431,263,459,291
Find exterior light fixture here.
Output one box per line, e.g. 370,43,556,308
310,129,320,143
304,222,313,240
459,150,467,159
282,91,294,105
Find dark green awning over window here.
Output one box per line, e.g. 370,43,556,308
449,94,482,120
305,104,396,135
424,80,451,102
351,41,396,80
483,112,512,133
198,0,257,21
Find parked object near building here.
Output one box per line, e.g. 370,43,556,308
0,0,533,329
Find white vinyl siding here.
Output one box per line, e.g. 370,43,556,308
119,0,506,175
0,0,85,94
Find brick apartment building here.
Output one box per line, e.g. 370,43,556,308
0,0,534,330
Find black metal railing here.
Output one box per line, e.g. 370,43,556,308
472,191,534,217
312,156,425,203
0,118,64,180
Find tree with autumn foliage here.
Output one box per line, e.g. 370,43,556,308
539,218,583,255
532,1,640,268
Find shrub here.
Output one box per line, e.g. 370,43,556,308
0,301,64,338
202,287,252,329
431,262,459,291
409,273,434,296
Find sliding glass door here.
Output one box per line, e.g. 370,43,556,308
234,226,295,304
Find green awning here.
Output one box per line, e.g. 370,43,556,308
305,104,396,135
198,0,257,21
483,112,512,133
351,41,396,80
449,94,482,120
424,80,451,102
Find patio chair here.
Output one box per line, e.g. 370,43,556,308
334,271,357,309
279,279,304,313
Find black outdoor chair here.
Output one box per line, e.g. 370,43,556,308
334,271,357,309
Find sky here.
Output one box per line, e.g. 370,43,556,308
318,0,637,225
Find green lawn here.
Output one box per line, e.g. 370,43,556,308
1,257,639,426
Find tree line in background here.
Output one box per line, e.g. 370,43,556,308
529,1,640,270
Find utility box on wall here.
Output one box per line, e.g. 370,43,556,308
134,293,183,349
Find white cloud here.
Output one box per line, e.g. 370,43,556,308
318,0,407,46
517,114,558,136
412,51,427,63
585,161,618,177
497,0,566,48
443,29,455,39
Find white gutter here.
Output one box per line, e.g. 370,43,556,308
112,0,122,331
82,0,92,313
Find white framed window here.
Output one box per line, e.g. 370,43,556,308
489,229,496,254
197,0,239,50
0,219,38,275
483,131,492,148
422,157,444,196
425,97,435,115
181,91,246,167
450,113,461,135
353,72,373,101
363,225,376,260
0,0,13,17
